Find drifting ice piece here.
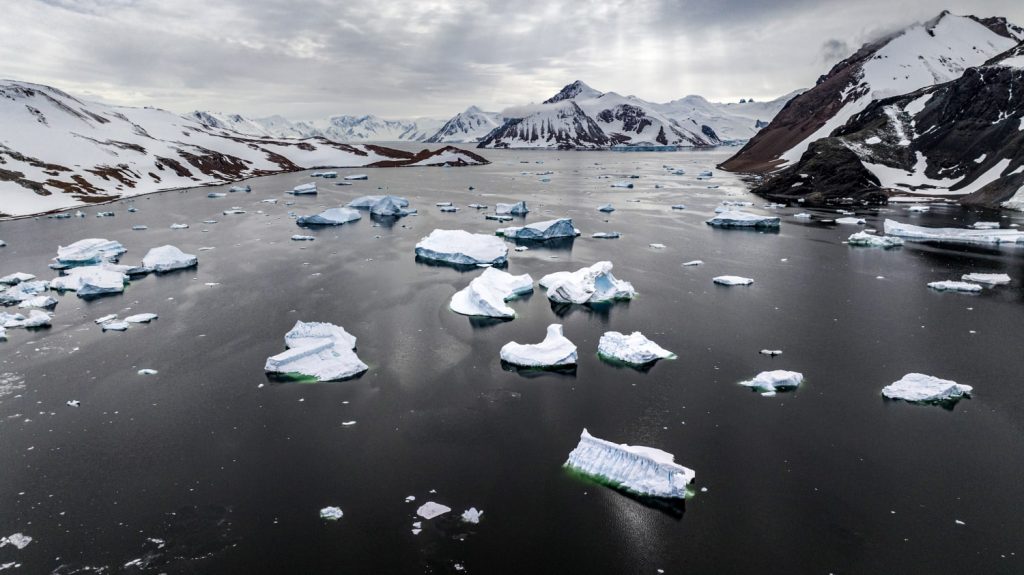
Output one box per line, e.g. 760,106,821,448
0,280,50,305
597,203,615,213
564,429,694,499
883,219,1024,244
264,320,368,381
496,218,578,241
449,267,533,319
848,232,903,248
17,295,58,309
740,370,804,392
592,232,621,239
495,201,529,216
610,181,634,189
170,223,189,229
500,324,578,368
713,275,753,286
229,185,251,193
292,235,315,241
125,313,158,323
598,331,675,365
372,195,415,216
0,533,32,549
142,245,198,273
415,230,508,266
320,507,343,521
50,266,126,297
102,320,129,331
55,239,127,265
416,502,451,520
970,221,1000,230
292,183,317,195
835,217,866,225
928,281,982,293
705,211,780,229
347,195,410,212
296,207,362,226
538,261,636,305
0,272,34,286
461,508,483,524
961,273,1010,285
0,310,52,328
882,373,972,404
682,260,703,266
343,174,368,180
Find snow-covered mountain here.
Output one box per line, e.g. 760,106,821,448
722,11,1024,173
188,110,444,143
478,80,796,149
752,39,1024,209
186,111,318,139
0,80,486,217
425,106,504,143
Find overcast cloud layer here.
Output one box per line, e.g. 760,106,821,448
3,0,1022,120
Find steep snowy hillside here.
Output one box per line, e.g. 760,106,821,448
425,106,504,143
477,100,610,149
751,41,1024,209
722,12,1023,173
0,80,484,217
658,92,802,143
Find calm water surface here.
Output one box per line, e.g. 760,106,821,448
1,146,1023,574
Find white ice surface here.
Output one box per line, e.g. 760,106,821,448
415,229,508,266
564,428,694,498
142,245,198,273
539,261,635,304
882,373,972,403
500,324,578,368
264,320,367,381
740,370,804,392
449,267,533,319
598,331,675,365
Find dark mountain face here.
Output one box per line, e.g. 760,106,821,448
542,80,600,104
596,104,653,133
477,102,609,149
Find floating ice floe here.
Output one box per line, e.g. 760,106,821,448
0,272,34,286
223,209,245,215
416,502,451,520
883,219,1024,245
908,205,930,212
0,280,50,305
142,245,198,273
713,275,753,286
649,243,666,249
169,223,189,229
793,212,812,219
132,225,148,231
847,231,903,248
564,429,694,499
682,260,703,266
229,185,251,193
610,181,634,188
962,273,1011,285
138,368,158,375
17,295,58,310
592,232,620,239
55,239,127,266
705,211,780,229
51,266,127,297
0,310,52,328
343,174,368,180
319,507,344,521
449,267,533,319
0,533,32,549
461,508,483,524
597,203,615,213
598,331,675,366
759,349,783,356
496,218,578,241
264,321,368,382
439,205,458,213
291,235,315,241
468,203,487,209
296,207,362,226
291,183,317,195
493,198,528,213
835,217,866,225
415,229,508,266
500,324,577,368
740,370,803,393
125,313,158,323
538,261,635,305
208,192,226,198
671,204,686,210
882,373,972,404
348,194,409,208
928,281,982,293
102,320,129,331
970,221,1000,230
371,196,415,217
67,400,80,407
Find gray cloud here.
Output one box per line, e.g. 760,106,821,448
3,0,1023,120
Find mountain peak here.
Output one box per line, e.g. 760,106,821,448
543,80,602,104
465,105,483,114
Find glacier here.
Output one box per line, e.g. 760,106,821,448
449,267,533,319
500,324,578,368
564,429,695,499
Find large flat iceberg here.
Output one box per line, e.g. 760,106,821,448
450,267,533,319
847,231,903,248
296,207,362,226
883,219,1024,245
564,429,695,499
538,261,635,305
142,245,198,273
961,273,1011,285
598,331,675,366
50,266,127,297
705,211,780,229
347,195,413,216
740,370,804,393
55,238,127,266
264,321,368,382
500,324,577,368
415,229,508,266
882,373,972,404
496,218,578,241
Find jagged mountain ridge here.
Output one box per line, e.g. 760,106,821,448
188,110,445,143
425,106,504,143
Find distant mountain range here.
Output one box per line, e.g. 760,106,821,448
0,80,486,218
189,83,800,149
722,11,1024,210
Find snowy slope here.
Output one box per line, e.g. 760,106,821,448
188,110,444,143
425,106,504,143
723,12,1022,173
0,80,481,217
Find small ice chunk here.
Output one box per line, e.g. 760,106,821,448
292,183,317,195
291,235,315,241
169,223,189,229
961,273,1010,285
416,502,451,520
610,180,634,188
461,508,483,524
500,324,578,368
51,266,127,297
671,204,686,210
0,272,35,286
319,506,344,521
67,400,80,407
713,275,753,286
223,209,246,215
138,369,158,375
848,232,903,248
125,313,157,323
649,243,666,249
835,217,866,225
740,370,803,392
927,281,982,293
597,203,615,213
564,429,694,498
908,205,930,213
450,267,533,319
17,295,58,310
759,349,783,356
131,225,148,231
970,221,1000,229
591,232,620,239
495,201,528,215
264,321,368,382
0,533,32,549
142,245,198,273
102,320,129,331
347,195,409,209
793,212,813,219
706,211,780,229
296,207,361,226
0,280,50,305
882,373,972,404
682,260,703,266
539,261,635,305
497,218,578,241
95,314,118,324
208,192,226,198
415,229,508,266
598,331,675,365
343,174,368,180
0,310,52,328
228,185,251,193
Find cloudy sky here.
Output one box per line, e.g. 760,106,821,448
2,0,1022,120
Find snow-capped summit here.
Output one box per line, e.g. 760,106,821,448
188,110,444,143
426,106,504,143
543,80,604,104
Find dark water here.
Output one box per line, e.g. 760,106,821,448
1,146,1023,574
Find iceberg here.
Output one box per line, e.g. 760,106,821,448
539,261,635,305
228,185,251,193
713,275,753,286
0,533,32,550
847,231,903,248
500,324,578,368
296,207,362,226
415,229,508,266
682,260,703,266
319,506,343,521
835,217,866,225
17,295,58,309
0,280,50,305
347,195,409,209
449,267,533,319
125,313,158,323
928,281,982,293
961,273,1010,285
497,218,578,241
564,429,695,499
142,245,198,273
0,272,34,286
343,174,368,180
55,238,127,265
485,214,513,222
883,219,1024,244
461,508,483,524
598,331,675,366
208,192,226,198
597,203,615,213
50,266,126,297
264,320,368,382
495,201,528,215
610,181,634,188
671,204,686,210
705,211,780,229
0,310,52,328
416,502,451,520
882,373,972,404
102,320,129,331
169,223,189,229
970,221,1000,230
371,195,414,217
740,370,804,392
291,235,315,241
291,183,317,195
592,232,621,239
